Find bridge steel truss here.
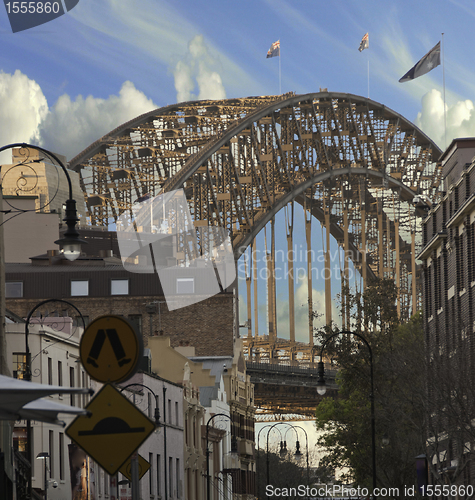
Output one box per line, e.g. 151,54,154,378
70,92,442,414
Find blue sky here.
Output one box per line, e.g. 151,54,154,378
2,0,475,342
2,0,475,162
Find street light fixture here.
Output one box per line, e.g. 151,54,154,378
265,422,302,488
36,452,49,500
293,440,303,462
120,383,161,500
279,440,287,457
25,299,87,500
292,425,310,486
206,413,237,500
317,330,377,494
0,143,86,260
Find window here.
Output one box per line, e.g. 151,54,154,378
111,279,129,295
58,361,63,387
12,353,27,379
176,277,194,294
156,455,161,497
82,371,87,406
13,427,27,453
48,358,53,385
104,471,109,495
6,281,23,298
70,367,75,406
59,433,64,480
169,457,173,499
175,402,179,426
176,458,180,498
149,453,154,495
71,280,89,296
49,430,54,478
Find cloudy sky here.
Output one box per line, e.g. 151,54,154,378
2,0,475,342
2,0,475,161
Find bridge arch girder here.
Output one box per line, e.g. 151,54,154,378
71,92,442,321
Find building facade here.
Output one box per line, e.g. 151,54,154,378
6,318,93,500
118,371,185,500
418,137,475,487
5,255,235,357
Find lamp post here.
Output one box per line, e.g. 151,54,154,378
277,425,309,487
24,299,86,500
206,413,238,500
291,425,310,487
36,452,49,500
265,422,301,490
120,383,161,500
316,330,376,494
0,143,86,260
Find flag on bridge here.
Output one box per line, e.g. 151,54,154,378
359,33,369,52
399,41,441,82
267,40,280,58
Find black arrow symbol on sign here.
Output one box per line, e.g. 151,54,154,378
78,416,145,436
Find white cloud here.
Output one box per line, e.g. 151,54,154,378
39,81,156,160
0,70,48,162
0,70,157,162
173,35,226,103
415,89,475,149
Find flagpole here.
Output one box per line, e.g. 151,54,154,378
442,32,447,149
279,45,282,95
367,58,370,99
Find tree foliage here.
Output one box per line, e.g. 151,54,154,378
314,278,427,495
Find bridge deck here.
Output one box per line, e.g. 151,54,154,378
246,361,338,418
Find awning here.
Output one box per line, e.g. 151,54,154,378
17,399,89,426
0,374,93,424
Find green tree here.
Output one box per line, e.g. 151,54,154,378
314,278,427,495
256,448,304,499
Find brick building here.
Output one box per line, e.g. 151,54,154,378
418,137,475,487
5,249,235,357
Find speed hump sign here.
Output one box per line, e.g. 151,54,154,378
80,315,143,383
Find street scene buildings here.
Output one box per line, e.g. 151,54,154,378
0,90,475,500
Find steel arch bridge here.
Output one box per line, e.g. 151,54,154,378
70,92,442,375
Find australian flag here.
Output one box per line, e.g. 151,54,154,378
267,40,280,58
399,42,441,82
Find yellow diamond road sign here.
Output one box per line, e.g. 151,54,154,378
66,384,155,476
80,315,142,384
119,454,151,481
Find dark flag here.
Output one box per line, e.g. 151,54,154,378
359,33,369,52
399,42,441,82
266,40,280,58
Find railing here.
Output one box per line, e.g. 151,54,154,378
246,360,335,376
14,450,30,500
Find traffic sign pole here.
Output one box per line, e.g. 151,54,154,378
131,452,139,500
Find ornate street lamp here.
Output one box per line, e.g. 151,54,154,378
0,143,86,260
265,422,303,488
120,383,161,500
317,330,377,494
206,413,238,500
25,299,87,500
